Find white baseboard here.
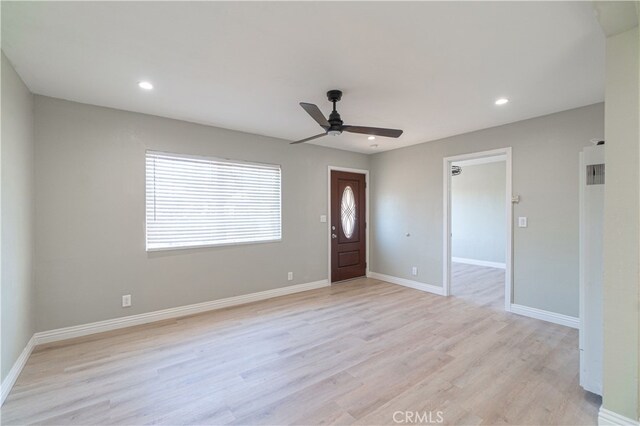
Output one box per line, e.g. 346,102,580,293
0,280,332,405
1,280,328,405
452,257,506,269
599,407,639,425
1,336,36,405
369,272,445,296
33,280,329,346
510,303,579,329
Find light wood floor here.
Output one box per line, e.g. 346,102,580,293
2,269,600,425
451,262,506,310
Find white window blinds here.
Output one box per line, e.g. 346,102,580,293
146,151,281,251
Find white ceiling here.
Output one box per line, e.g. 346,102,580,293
2,1,605,154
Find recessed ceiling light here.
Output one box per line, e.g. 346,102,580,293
138,81,154,90
370,144,379,149
495,98,509,105
368,136,376,140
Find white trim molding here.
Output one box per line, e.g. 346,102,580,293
1,336,36,405
369,272,445,296
510,304,579,329
598,407,640,425
453,154,507,167
33,280,329,345
1,280,329,405
451,257,506,269
443,147,513,311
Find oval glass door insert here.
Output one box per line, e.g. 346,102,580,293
341,186,356,238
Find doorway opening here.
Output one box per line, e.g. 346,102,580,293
328,167,369,283
443,148,513,311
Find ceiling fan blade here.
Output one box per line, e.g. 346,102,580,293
342,125,403,138
300,103,330,128
290,133,327,145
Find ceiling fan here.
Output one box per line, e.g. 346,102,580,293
291,90,403,144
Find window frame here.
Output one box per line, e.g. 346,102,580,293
145,150,282,252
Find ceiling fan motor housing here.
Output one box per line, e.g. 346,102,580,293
326,90,344,134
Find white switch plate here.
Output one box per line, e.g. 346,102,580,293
287,272,293,281
122,294,131,308
518,217,528,228
412,266,418,276
320,215,327,223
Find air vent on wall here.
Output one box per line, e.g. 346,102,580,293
586,164,605,185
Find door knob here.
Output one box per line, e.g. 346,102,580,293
331,234,337,239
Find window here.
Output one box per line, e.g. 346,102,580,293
146,151,281,251
341,186,356,239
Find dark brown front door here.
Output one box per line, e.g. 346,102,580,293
331,170,366,282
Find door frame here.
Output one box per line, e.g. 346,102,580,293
443,147,513,311
328,166,370,283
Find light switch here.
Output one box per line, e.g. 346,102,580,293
518,217,528,228
320,215,327,223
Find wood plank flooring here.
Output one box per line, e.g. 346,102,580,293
451,262,506,310
1,268,600,425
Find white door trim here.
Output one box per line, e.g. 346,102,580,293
443,147,513,311
328,166,370,283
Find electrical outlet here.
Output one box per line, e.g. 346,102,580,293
122,294,131,308
412,266,418,276
287,272,293,281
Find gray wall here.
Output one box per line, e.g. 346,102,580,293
602,26,639,421
451,161,506,264
34,96,369,331
1,53,35,381
370,103,604,317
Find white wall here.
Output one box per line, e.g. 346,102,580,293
451,161,506,264
601,25,639,421
370,103,604,318
1,52,35,381
33,96,370,331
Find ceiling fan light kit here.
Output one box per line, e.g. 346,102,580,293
291,90,404,145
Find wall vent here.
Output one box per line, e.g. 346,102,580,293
586,164,605,185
